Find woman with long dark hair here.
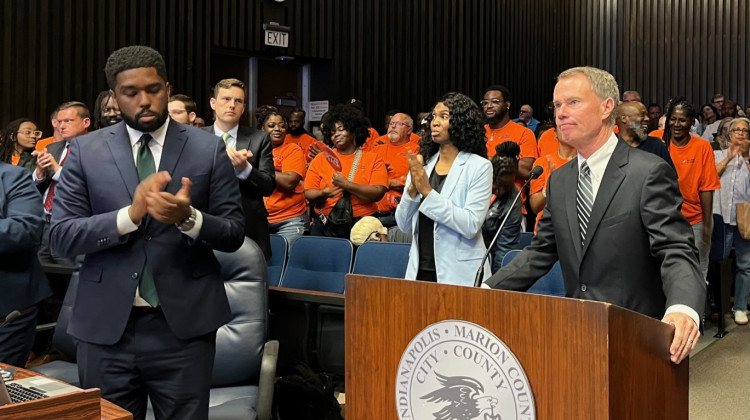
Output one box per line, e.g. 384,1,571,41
0,118,42,172
396,92,493,285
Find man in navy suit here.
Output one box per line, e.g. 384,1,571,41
203,78,275,260
0,162,51,366
50,46,244,419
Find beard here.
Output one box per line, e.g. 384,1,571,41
288,126,306,136
628,121,647,142
486,106,508,125
121,108,169,132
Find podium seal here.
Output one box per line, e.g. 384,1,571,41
395,320,536,420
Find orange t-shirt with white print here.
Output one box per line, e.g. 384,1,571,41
284,133,325,162
264,143,308,224
537,128,559,160
373,137,420,212
485,121,538,160
304,149,389,218
530,153,574,232
669,136,721,224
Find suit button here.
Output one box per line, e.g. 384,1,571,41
145,235,151,241
580,284,587,292
132,272,139,279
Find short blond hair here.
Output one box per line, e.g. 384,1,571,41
350,216,387,246
558,66,619,126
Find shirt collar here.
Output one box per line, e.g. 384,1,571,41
578,132,618,179
213,124,239,139
126,117,170,148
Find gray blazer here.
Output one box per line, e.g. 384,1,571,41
486,138,706,319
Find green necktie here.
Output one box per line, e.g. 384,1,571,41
221,132,231,144
136,134,159,307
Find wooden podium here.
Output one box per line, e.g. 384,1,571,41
345,275,688,419
0,364,132,420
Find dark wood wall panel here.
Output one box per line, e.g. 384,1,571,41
1,0,747,135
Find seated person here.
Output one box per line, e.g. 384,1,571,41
482,142,522,273
350,216,411,245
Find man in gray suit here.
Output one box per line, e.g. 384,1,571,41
485,67,705,365
203,78,275,259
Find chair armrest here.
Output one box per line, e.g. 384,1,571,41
255,340,279,420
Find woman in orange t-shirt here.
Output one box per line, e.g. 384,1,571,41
664,98,721,281
305,104,388,238
0,118,42,173
256,106,309,247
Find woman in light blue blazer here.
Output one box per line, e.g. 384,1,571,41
395,92,493,286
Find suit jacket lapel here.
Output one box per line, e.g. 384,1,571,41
158,120,188,189
439,152,468,198
563,161,583,261
581,140,628,257
108,124,139,199
235,126,251,150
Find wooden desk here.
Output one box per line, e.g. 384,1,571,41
2,364,132,420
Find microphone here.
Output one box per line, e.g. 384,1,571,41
0,310,22,328
474,165,544,287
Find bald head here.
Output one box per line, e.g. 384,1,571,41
387,113,413,144
616,101,649,143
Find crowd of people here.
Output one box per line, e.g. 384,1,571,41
0,44,742,416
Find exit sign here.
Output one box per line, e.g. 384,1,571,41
265,30,288,48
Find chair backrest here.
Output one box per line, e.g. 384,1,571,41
212,237,268,386
527,261,566,297
501,249,522,267
280,237,353,293
267,234,288,287
519,232,534,249
351,242,410,278
52,270,79,360
710,213,726,262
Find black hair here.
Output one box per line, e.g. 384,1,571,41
324,104,370,148
104,46,168,89
419,92,488,162
254,105,285,130
93,90,113,130
662,96,697,148
0,118,36,164
483,85,512,103
699,103,720,121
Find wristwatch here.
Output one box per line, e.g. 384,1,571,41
176,206,197,231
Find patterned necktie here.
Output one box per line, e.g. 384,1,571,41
136,134,158,306
576,161,593,246
221,132,231,144
43,143,70,212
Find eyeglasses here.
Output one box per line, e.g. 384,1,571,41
480,98,503,107
388,121,411,128
18,130,42,137
731,128,750,135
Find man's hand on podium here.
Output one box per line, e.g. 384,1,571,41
662,312,700,364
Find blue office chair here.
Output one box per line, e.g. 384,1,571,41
279,237,353,293
519,232,535,248
267,234,288,287
351,242,410,278
500,249,565,297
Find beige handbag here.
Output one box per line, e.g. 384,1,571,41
736,203,750,239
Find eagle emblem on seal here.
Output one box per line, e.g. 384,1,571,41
420,372,501,420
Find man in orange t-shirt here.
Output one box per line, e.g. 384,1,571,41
285,108,324,162
667,101,721,281
482,85,539,228
373,113,420,222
